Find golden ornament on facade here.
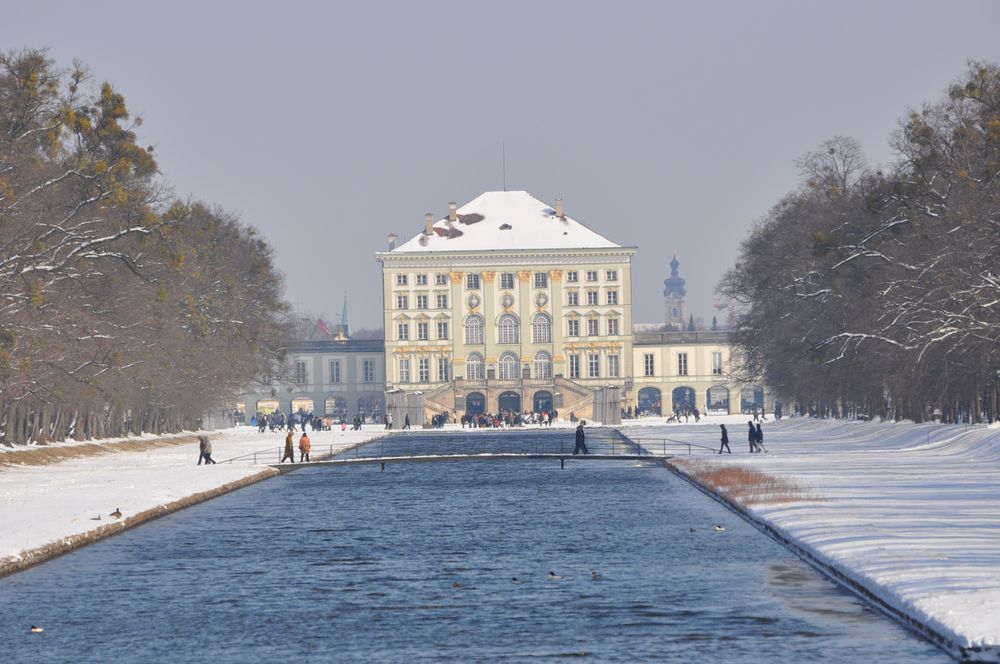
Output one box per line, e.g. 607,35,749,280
482,271,496,283
450,271,463,284
517,270,532,281
549,270,563,282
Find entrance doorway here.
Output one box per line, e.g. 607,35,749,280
498,390,521,412
637,387,662,415
533,390,553,413
466,392,486,415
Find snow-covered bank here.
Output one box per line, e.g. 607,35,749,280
0,426,385,576
621,418,1000,661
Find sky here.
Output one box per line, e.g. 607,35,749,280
5,1,1000,330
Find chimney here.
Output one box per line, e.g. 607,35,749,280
448,201,458,222
424,213,434,235
555,198,564,218
387,233,397,250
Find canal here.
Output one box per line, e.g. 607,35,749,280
0,432,945,662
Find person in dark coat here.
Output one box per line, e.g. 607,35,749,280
281,430,295,463
718,424,731,454
573,421,589,455
403,414,411,429
747,421,759,453
197,435,216,465
755,423,768,453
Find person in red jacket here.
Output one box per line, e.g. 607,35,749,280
299,432,312,462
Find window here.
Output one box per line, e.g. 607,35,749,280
587,291,599,306
438,357,450,382
396,295,408,309
644,353,655,377
436,293,448,308
569,355,581,379
678,352,688,376
568,319,579,337
418,358,429,383
497,352,519,380
534,272,548,288
608,354,620,378
606,270,618,281
363,358,375,383
295,360,307,384
607,318,619,335
396,274,408,286
435,273,448,286
465,314,484,344
416,321,429,340
329,359,341,384
437,321,449,340
466,353,484,380
586,270,598,282
587,318,599,336
712,351,723,375
534,351,552,379
466,273,481,290
416,274,428,285
532,313,552,343
399,358,410,383
397,322,409,341
607,289,618,305
567,271,579,283
588,353,600,378
567,291,579,306
416,294,428,309
500,272,515,289
498,314,519,344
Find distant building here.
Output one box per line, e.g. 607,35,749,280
663,254,687,329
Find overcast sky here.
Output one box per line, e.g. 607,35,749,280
5,1,1000,329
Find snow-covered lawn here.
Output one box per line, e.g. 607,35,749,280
622,417,1000,657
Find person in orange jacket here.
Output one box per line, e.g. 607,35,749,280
299,431,312,462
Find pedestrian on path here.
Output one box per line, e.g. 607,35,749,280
197,435,217,465
718,424,731,454
755,423,768,453
299,432,312,463
281,430,295,463
747,421,759,453
403,414,411,429
573,421,589,455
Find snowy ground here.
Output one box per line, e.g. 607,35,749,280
621,417,1000,658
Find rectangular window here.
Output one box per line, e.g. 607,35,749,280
567,291,579,306
586,270,598,282
416,322,429,340
587,291,599,306
294,360,307,384
399,359,410,383
587,318,599,336
438,357,450,382
397,323,409,341
568,319,579,337
608,354,620,378
437,321,449,340
329,359,341,384
396,295,408,309
566,271,578,283
415,274,428,285
436,293,448,309
588,353,600,378
712,351,723,375
606,270,618,281
500,272,515,289
644,353,655,377
435,273,448,286
466,273,481,290
418,358,429,383
569,355,581,379
607,318,619,335
534,272,548,288
363,359,375,383
678,352,688,376
606,289,618,305
416,295,428,309
396,274,408,286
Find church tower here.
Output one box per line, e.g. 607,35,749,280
663,254,687,329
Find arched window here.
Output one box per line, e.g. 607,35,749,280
534,351,552,379
466,353,484,380
532,313,552,343
498,352,519,380
465,314,484,345
498,314,520,344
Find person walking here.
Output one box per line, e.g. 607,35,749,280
197,435,217,465
403,413,410,429
386,413,393,430
755,422,768,453
573,421,589,455
747,421,759,453
718,424,731,454
281,430,295,463
299,432,312,463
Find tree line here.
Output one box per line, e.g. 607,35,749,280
720,61,1000,423
1,49,291,444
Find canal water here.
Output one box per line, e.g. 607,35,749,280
0,432,945,662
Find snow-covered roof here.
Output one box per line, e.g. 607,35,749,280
391,191,620,253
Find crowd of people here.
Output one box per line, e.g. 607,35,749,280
461,409,559,429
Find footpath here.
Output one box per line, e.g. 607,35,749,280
0,426,385,577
